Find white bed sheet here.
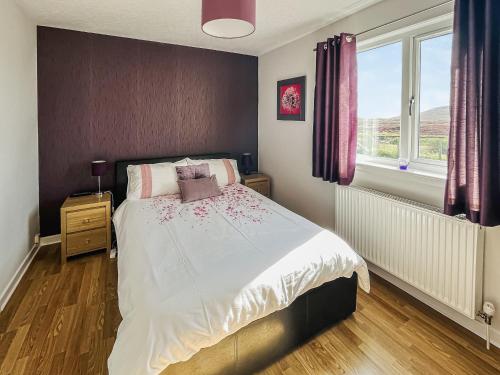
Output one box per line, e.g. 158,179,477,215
108,183,369,375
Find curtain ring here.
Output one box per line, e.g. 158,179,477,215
346,35,353,43
323,44,327,50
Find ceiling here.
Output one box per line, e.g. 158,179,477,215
17,0,381,56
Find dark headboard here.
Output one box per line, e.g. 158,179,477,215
114,153,231,207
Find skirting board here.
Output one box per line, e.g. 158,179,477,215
0,242,40,311
39,233,61,246
0,234,61,311
368,261,500,349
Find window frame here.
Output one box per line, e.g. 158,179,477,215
356,14,453,176
356,38,404,169
411,27,453,170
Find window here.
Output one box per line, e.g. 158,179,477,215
415,33,453,162
358,42,402,159
357,17,453,174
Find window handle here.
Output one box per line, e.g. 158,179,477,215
409,96,415,116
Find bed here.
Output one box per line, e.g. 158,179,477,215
109,153,370,375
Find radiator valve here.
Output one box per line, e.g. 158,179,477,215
477,301,495,350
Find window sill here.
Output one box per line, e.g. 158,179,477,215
356,160,446,188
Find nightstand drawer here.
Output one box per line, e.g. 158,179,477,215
66,207,106,233
66,228,107,256
247,181,270,197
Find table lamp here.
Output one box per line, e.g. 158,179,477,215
241,153,253,175
91,160,107,197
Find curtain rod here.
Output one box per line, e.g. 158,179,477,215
312,0,454,51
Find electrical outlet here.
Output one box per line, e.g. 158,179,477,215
34,233,40,245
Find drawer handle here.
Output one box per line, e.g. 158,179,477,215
85,239,91,244
83,218,91,224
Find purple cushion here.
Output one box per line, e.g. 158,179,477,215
177,175,222,203
176,163,210,180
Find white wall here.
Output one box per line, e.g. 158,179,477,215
259,0,500,343
0,0,38,307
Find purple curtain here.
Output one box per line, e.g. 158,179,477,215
444,0,500,226
313,33,357,185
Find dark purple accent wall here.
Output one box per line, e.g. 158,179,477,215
37,26,258,235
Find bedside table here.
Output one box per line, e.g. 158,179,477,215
241,173,271,198
60,193,112,264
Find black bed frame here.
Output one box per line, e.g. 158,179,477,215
114,153,358,375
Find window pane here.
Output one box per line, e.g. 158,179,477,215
357,42,402,159
418,33,452,161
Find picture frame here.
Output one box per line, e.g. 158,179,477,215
276,76,306,121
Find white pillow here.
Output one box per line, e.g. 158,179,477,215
126,159,188,200
187,158,241,186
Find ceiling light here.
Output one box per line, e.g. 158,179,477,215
201,0,256,39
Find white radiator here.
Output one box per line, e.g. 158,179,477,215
334,185,485,319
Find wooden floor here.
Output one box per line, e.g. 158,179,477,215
0,245,499,375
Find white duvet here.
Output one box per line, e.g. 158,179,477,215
108,183,369,375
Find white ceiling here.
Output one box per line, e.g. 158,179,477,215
16,0,381,56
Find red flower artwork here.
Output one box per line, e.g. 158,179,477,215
277,76,306,121
279,84,301,115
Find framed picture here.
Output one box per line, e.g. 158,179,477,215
277,76,306,121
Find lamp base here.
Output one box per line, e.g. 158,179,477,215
95,176,103,198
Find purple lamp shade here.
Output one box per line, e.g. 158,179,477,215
240,153,253,175
91,160,108,177
201,0,256,39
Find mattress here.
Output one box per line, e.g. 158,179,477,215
108,183,369,375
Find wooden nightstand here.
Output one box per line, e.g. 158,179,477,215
60,193,112,264
241,173,271,198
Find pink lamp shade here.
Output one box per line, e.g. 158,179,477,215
91,160,108,177
201,0,256,39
